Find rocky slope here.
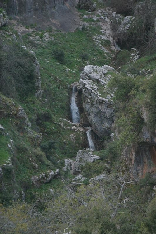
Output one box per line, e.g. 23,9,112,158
1,1,156,233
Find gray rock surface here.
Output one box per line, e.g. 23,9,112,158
0,10,8,27
64,150,100,174
79,65,115,137
31,169,59,186
111,12,135,47
122,106,156,179
3,0,79,31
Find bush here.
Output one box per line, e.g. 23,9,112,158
146,197,156,233
146,74,156,129
108,73,136,102
80,52,89,61
0,42,36,101
115,50,131,67
53,49,65,64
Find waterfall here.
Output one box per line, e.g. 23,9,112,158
114,41,121,51
86,128,95,151
70,85,80,123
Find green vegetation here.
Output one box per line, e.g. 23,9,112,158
0,8,4,14
0,174,156,234
0,22,111,203
1,1,156,233
0,134,10,164
0,42,36,101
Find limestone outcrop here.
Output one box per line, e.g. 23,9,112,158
63,149,100,174
111,12,135,47
79,65,115,138
31,169,59,187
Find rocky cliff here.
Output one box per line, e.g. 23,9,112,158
78,65,115,138
1,0,79,31
123,115,156,179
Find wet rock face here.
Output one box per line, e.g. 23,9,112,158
123,144,156,180
4,0,79,31
79,65,115,138
123,108,156,179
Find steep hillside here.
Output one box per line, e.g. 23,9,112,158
1,1,156,233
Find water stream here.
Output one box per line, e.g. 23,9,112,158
70,85,80,123
86,128,96,151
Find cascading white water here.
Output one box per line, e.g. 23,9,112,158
70,85,80,123
114,41,121,51
86,128,95,151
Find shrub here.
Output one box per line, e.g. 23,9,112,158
115,50,131,67
0,42,36,101
146,74,156,129
53,49,65,64
146,197,156,233
80,52,89,61
108,73,136,102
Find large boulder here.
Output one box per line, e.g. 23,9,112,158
79,65,115,138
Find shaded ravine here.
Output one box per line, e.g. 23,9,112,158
70,85,95,151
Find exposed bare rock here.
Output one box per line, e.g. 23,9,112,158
76,149,100,164
17,105,31,129
122,144,156,180
79,65,115,137
72,174,86,182
122,107,156,179
111,12,135,48
63,159,74,172
0,10,8,27
89,173,106,182
63,150,100,174
31,169,59,187
3,0,80,32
